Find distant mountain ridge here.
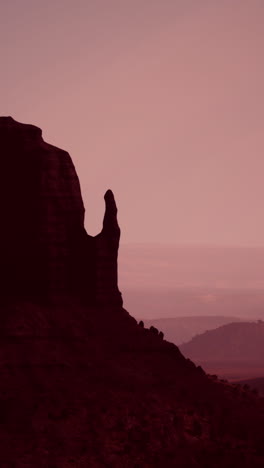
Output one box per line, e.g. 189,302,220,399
123,287,264,321
143,315,242,345
180,321,264,381
180,321,264,361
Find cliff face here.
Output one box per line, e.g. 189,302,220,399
0,116,122,306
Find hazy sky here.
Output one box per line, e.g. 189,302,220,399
2,0,264,245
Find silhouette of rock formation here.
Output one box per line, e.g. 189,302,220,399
0,116,122,306
1,117,264,467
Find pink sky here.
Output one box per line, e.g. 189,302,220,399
1,0,264,246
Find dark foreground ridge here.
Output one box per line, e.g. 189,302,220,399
0,117,264,467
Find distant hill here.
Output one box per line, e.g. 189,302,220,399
143,315,242,345
180,321,264,361
180,321,264,380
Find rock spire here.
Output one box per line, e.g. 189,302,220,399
0,116,122,306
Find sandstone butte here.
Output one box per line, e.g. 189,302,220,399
0,116,122,306
0,116,264,467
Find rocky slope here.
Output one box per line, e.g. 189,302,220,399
1,302,264,467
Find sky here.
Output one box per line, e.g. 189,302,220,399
1,0,264,246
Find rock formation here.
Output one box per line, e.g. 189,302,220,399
0,117,264,467
0,116,122,306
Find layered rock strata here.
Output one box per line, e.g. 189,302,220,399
0,116,122,306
